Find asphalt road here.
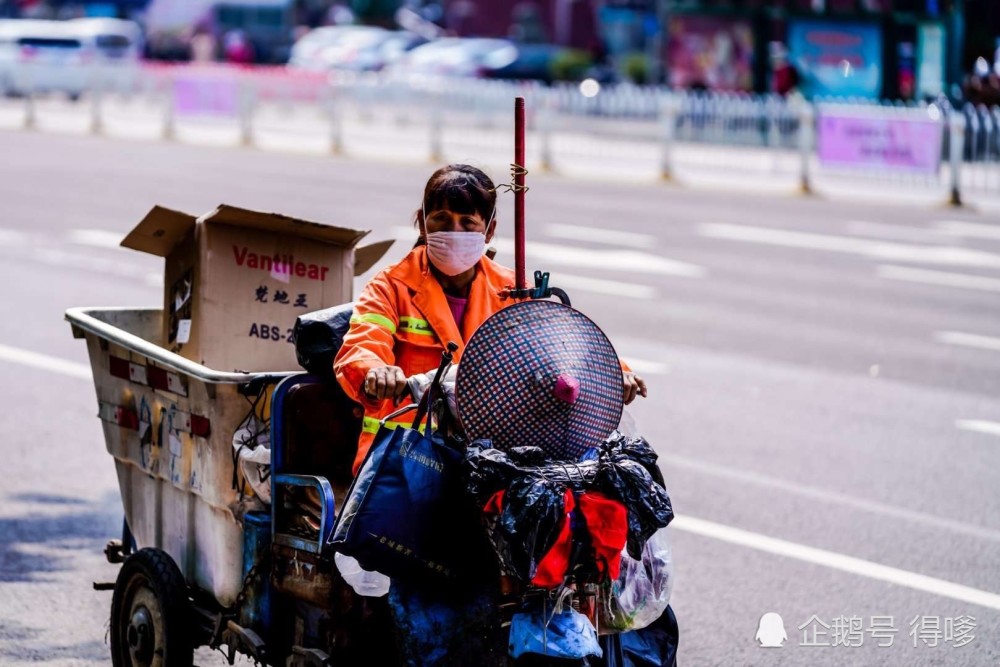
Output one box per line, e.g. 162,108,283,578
0,129,998,666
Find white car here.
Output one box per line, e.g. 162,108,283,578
0,18,143,98
383,37,517,80
288,25,386,71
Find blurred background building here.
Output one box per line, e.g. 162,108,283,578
0,0,997,103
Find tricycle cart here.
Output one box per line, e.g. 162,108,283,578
67,305,392,666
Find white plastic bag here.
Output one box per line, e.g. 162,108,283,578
600,525,673,633
334,553,390,598
232,416,271,504
405,364,458,421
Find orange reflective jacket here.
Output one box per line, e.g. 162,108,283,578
334,246,520,473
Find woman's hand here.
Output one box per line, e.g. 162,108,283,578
363,365,409,402
623,371,648,405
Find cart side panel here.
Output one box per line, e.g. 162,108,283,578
113,462,244,606
82,314,258,607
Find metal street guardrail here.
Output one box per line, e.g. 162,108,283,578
2,62,998,206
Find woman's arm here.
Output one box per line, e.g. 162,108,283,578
333,275,401,406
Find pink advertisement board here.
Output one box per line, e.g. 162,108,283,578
173,71,240,117
817,112,943,173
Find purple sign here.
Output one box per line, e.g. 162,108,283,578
817,112,943,173
173,72,240,118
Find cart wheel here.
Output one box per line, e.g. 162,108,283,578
110,548,193,667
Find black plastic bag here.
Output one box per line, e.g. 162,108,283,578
594,456,673,560
464,442,599,507
490,475,569,580
607,434,666,487
465,438,673,573
293,302,353,376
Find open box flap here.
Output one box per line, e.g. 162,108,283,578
120,206,197,257
201,204,369,248
354,239,396,276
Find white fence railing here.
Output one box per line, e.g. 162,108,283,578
2,63,998,205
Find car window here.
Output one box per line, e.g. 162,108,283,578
17,37,82,49
95,34,131,49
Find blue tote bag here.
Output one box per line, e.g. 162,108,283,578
330,393,467,582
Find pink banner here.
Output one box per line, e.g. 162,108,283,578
173,71,240,117
162,64,329,116
817,112,943,173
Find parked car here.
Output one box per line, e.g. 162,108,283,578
484,43,573,85
0,18,142,98
384,37,518,80
288,25,383,70
289,26,424,72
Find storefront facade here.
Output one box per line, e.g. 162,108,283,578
657,0,963,100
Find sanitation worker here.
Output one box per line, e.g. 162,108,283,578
333,163,647,474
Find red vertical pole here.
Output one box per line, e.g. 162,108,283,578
514,96,526,291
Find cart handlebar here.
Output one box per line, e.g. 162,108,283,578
65,306,297,385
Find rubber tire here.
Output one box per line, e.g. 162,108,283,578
110,548,194,667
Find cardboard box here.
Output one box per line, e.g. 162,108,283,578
121,204,391,372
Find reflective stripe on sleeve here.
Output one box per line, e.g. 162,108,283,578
362,416,412,434
399,316,433,336
350,312,397,333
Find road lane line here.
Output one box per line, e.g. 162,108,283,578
671,515,1000,611
0,229,29,245
934,220,1000,241
67,229,125,249
544,223,657,249
661,454,1000,543
390,226,694,276
956,420,1000,438
619,357,668,375
876,266,1000,293
934,331,1000,352
846,221,944,244
935,331,1000,351
491,237,707,278
28,248,160,287
548,273,656,300
700,223,1000,269
0,343,90,380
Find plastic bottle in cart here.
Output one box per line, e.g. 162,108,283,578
334,553,390,597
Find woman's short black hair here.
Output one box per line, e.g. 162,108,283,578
420,164,497,223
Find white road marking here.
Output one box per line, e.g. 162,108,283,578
492,237,706,278
67,228,125,249
934,220,1000,241
0,229,29,245
700,223,1000,269
0,343,91,380
671,515,1000,611
549,273,656,300
877,266,1000,293
544,223,657,249
956,420,1000,438
661,454,1000,543
31,247,159,285
846,220,944,244
619,357,668,375
390,226,695,289
935,331,1000,351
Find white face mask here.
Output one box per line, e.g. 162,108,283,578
425,231,487,276
421,204,495,276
